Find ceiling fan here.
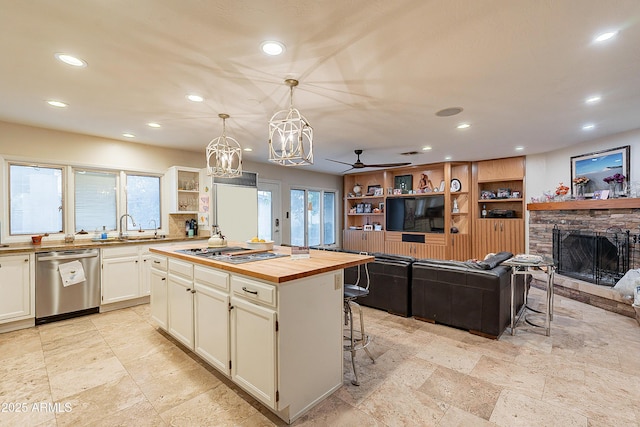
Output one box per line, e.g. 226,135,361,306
327,149,411,172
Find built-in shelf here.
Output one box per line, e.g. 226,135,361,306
479,198,523,203
527,199,640,211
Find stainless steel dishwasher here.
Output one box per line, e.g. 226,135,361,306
35,248,101,324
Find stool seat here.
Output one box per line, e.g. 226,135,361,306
344,284,369,299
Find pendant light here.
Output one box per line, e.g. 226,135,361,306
206,113,242,178
268,79,313,166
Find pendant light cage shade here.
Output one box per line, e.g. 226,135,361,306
206,114,242,178
268,79,313,166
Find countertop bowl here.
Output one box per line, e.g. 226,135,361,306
245,240,274,251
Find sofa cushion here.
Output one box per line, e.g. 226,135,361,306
476,251,513,270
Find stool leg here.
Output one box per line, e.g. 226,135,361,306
357,303,375,363
347,301,360,386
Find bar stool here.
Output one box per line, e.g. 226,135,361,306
344,258,375,386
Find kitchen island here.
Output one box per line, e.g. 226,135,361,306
148,242,372,424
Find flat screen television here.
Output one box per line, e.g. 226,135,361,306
385,195,445,233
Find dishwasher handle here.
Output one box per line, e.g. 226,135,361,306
37,252,99,261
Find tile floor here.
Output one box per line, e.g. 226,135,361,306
1,287,640,426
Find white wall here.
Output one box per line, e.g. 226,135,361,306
526,129,640,200
0,120,343,244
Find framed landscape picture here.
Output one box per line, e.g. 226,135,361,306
571,145,630,198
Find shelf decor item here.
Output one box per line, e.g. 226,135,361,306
572,176,589,199
571,145,629,198
367,184,381,195
394,175,413,193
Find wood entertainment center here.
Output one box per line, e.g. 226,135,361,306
342,156,525,260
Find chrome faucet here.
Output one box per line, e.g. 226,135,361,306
119,214,136,240
149,219,158,238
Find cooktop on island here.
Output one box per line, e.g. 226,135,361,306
175,247,289,264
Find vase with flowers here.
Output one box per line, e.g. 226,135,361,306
572,176,589,199
555,182,569,201
603,173,625,198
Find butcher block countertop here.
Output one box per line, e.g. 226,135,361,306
149,242,373,284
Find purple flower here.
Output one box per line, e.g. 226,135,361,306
603,173,625,184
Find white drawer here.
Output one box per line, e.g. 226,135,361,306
194,265,229,291
149,255,167,271
168,258,193,279
231,276,276,307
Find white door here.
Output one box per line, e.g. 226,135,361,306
230,296,277,409
167,274,194,350
101,256,140,304
194,283,230,374
0,254,31,321
150,267,168,330
257,180,282,245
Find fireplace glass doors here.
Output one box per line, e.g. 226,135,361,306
553,226,631,286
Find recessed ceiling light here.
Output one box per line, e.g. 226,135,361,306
54,53,87,67
444,155,452,160
47,100,67,108
456,123,470,129
436,107,463,117
582,123,595,131
594,30,618,43
515,146,525,151
243,148,253,152
147,122,161,128
422,146,432,151
261,41,286,56
187,94,204,102
585,95,601,104
122,133,135,138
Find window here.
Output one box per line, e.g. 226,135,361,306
126,174,161,231
75,170,117,232
9,164,63,235
6,161,163,240
290,188,336,246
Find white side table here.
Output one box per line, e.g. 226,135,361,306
504,256,556,336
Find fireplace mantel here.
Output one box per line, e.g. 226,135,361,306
527,199,640,211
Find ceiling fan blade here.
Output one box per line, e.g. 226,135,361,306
341,167,354,173
326,158,355,166
362,162,412,168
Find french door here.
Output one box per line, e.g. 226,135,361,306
257,180,282,245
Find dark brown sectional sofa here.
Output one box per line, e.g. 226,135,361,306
411,252,528,338
343,250,528,339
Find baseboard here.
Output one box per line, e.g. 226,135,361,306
100,295,150,313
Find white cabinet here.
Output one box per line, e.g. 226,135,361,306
167,259,194,349
165,166,202,214
0,254,32,322
101,246,140,304
149,255,168,330
102,244,169,306
194,265,230,374
230,294,277,408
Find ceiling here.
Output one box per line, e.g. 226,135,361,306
1,0,640,175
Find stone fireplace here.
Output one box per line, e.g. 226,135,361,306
528,199,640,318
